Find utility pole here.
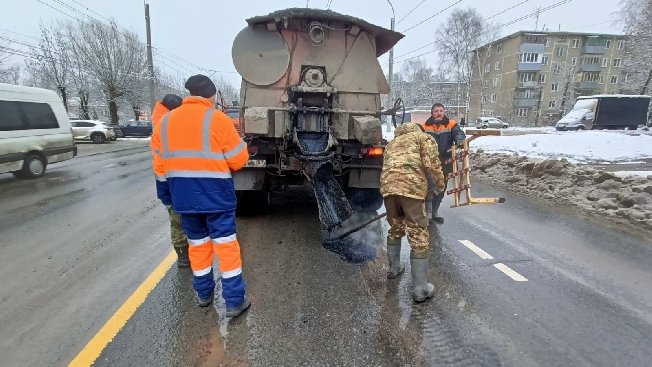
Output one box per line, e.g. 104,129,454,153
386,16,395,132
145,3,156,117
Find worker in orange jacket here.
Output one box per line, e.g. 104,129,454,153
151,75,251,318
151,94,189,268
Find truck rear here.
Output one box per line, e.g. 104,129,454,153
229,8,404,229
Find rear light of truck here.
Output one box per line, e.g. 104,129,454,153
362,147,384,156
247,145,258,155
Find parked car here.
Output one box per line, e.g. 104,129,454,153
120,120,152,137
70,120,115,144
0,83,77,179
102,122,123,140
475,117,509,129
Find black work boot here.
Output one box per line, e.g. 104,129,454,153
386,237,405,279
196,290,214,307
226,296,251,318
410,251,435,302
174,245,190,268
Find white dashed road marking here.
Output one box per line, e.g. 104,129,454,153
493,263,529,282
458,240,528,282
458,240,494,260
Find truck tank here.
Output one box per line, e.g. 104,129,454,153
230,8,404,230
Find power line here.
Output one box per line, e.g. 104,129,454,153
567,20,614,30
400,0,463,33
386,0,531,65
394,0,575,65
396,0,428,25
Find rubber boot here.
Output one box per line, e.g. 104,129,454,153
226,296,251,318
386,237,405,279
175,245,191,268
410,251,435,302
431,196,444,224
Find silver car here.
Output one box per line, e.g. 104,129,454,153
475,117,509,129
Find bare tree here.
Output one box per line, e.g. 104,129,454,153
25,22,72,110
395,57,436,106
0,37,22,85
618,0,652,94
437,8,501,93
64,19,147,124
211,75,239,106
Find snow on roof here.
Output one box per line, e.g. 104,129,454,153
472,30,626,52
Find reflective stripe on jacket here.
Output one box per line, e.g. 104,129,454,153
151,97,249,213
151,102,172,205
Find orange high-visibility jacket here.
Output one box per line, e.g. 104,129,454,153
151,97,249,212
151,101,172,205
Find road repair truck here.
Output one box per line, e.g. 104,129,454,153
229,8,404,229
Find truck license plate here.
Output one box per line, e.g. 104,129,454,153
244,159,266,168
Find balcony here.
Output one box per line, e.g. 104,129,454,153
575,81,599,90
520,43,545,54
514,98,538,108
580,63,602,72
518,62,542,71
518,81,539,88
582,45,606,54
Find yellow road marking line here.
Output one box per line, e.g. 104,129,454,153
69,250,177,366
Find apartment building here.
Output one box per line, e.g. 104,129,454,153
469,31,628,125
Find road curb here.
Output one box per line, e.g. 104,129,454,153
76,145,151,159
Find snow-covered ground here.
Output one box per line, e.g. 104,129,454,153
470,130,652,164
613,171,652,178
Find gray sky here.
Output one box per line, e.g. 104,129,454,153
1,0,623,87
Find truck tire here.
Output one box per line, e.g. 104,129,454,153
235,184,270,216
346,187,383,212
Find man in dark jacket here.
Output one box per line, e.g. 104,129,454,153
420,103,466,223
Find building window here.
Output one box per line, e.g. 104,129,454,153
599,75,604,84
497,44,503,53
519,53,540,63
571,57,578,66
554,65,562,75
556,47,565,57
572,39,580,48
483,80,489,88
519,73,535,82
605,40,611,49
617,40,625,50
495,61,501,70
491,94,497,103
516,108,528,117
624,73,631,82
542,56,549,65
493,77,500,87
482,95,487,104
613,58,621,67
602,58,609,67
611,75,618,84
551,83,559,92
558,37,567,42
545,38,551,47
549,100,557,108
481,110,494,117
539,74,547,83
485,64,490,73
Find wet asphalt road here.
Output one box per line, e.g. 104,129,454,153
1,147,652,366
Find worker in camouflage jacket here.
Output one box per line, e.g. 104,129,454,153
380,122,446,303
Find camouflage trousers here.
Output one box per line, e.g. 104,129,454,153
383,195,430,255
167,207,188,248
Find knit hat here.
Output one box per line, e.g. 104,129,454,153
184,74,217,98
161,94,182,110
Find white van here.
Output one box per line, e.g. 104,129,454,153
0,83,77,179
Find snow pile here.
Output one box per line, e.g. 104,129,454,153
471,152,652,231
470,130,652,164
